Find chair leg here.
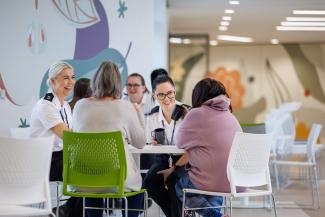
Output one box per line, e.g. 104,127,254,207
274,164,280,191
229,196,233,217
123,197,128,217
143,191,148,217
312,166,320,209
271,194,278,217
106,198,109,216
83,197,85,217
223,196,227,216
182,191,186,217
56,182,60,217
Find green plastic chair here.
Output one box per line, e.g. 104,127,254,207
62,131,147,217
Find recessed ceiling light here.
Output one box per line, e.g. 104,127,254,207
219,26,228,31
169,37,182,44
286,17,325,22
229,1,240,5
209,40,218,46
276,26,325,31
270,39,279,44
222,16,232,21
217,35,253,43
220,21,230,26
293,10,325,15
281,21,325,26
183,39,191,44
224,9,235,14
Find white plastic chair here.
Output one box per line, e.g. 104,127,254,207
272,123,323,209
0,136,55,216
10,127,30,139
182,132,277,217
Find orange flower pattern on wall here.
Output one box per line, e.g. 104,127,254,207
207,66,245,110
296,122,321,143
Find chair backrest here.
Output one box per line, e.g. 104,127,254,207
0,136,53,206
227,132,275,196
10,127,31,138
63,131,126,195
306,124,323,163
269,113,295,157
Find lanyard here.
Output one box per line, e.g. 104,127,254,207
161,120,177,167
161,120,176,146
59,108,69,128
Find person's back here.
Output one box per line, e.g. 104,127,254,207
72,61,146,217
177,95,241,192
175,78,242,217
73,98,145,191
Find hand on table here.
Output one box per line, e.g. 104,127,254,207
151,138,159,145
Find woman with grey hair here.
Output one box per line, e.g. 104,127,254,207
72,61,146,217
30,61,80,217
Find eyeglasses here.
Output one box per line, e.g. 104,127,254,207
126,83,142,89
156,90,175,100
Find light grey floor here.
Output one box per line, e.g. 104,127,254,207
141,181,325,217
51,182,325,217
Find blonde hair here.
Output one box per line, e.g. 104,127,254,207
91,61,122,99
46,61,73,89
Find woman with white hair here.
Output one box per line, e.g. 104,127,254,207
30,61,77,217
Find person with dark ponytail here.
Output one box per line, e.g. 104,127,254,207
143,74,189,217
150,68,168,91
175,78,242,217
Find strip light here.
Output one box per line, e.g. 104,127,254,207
281,21,325,26
276,26,325,31
217,35,253,43
169,37,182,44
224,9,235,14
220,21,230,26
271,39,279,44
286,17,325,22
219,26,228,31
209,40,218,46
293,10,325,15
222,16,232,21
229,1,240,5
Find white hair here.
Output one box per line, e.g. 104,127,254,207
46,61,73,89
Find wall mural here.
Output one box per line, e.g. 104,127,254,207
27,0,47,55
170,44,325,141
172,52,204,101
0,0,131,128
39,0,130,98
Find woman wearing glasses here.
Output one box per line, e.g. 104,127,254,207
123,73,155,116
143,74,189,217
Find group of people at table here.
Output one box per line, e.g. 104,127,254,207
29,60,242,217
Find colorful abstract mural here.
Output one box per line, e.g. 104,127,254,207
40,0,130,99
0,0,160,132
206,66,245,110
169,43,325,141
